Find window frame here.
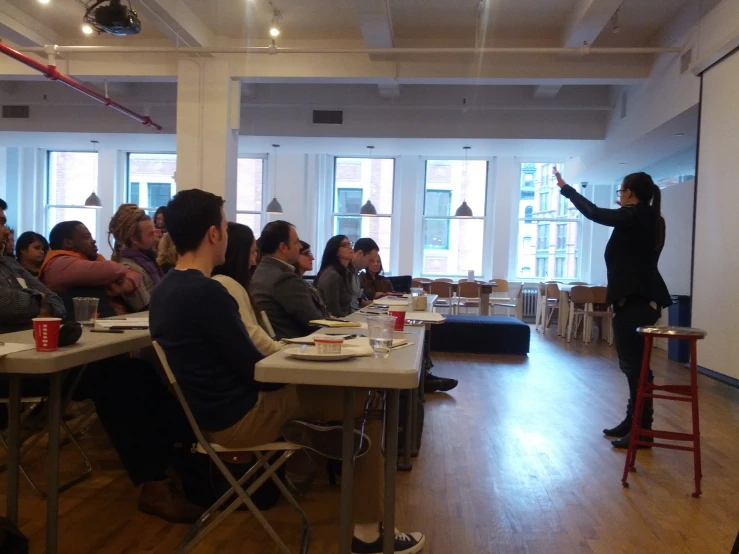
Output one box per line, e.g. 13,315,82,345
125,152,177,216
45,149,100,237
420,158,489,278
237,154,268,229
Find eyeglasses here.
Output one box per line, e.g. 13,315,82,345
300,250,313,257
339,241,353,248
616,188,629,198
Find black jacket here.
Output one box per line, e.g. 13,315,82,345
560,185,672,308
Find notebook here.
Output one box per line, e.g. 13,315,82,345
309,320,364,328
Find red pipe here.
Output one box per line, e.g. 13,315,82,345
0,41,162,130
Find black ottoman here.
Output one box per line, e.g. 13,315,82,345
430,315,530,355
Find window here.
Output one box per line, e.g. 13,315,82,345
557,224,567,249
540,192,549,211
47,151,99,238
536,257,548,278
555,257,565,278
422,159,488,276
516,162,581,279
236,157,265,232
537,224,549,250
127,153,177,215
333,157,394,264
424,190,451,249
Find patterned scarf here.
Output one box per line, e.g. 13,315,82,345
120,247,162,285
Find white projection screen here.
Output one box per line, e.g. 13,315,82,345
693,48,739,381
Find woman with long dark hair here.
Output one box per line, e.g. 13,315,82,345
294,240,331,318
315,234,361,317
360,252,394,300
212,222,282,356
555,169,671,448
154,206,167,234
15,231,49,276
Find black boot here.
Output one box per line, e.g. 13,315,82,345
603,400,633,438
612,398,653,449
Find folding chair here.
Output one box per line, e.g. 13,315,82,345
153,342,310,554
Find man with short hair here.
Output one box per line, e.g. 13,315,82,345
250,220,324,339
151,191,425,554
41,220,144,315
353,237,458,394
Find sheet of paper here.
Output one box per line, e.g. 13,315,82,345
404,312,445,322
309,320,365,329
96,319,149,329
0,343,36,358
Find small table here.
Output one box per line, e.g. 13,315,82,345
255,327,424,554
0,321,151,554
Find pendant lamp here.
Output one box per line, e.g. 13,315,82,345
454,146,473,218
266,144,284,214
359,146,378,216
85,140,103,208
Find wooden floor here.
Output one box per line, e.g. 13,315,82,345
3,328,739,553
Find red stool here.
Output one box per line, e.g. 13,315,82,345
621,325,707,497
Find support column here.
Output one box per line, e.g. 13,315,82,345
176,58,240,220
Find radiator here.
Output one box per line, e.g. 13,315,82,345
521,285,538,321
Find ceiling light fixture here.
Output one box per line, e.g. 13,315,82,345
268,0,282,38
360,146,378,216
82,23,94,35
455,146,474,218
266,144,284,214
38,0,50,5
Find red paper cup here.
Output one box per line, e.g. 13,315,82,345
388,307,407,331
32,318,62,352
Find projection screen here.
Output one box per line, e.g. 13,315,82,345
692,48,739,381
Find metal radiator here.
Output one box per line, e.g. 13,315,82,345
520,285,538,321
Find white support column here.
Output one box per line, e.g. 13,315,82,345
176,58,240,220
95,148,119,259
490,156,518,279
395,155,422,277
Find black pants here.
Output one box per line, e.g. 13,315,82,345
1,357,194,487
612,296,661,407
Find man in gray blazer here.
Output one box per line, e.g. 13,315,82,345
251,220,323,339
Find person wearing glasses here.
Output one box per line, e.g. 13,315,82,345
554,168,671,449
294,240,331,318
315,234,362,318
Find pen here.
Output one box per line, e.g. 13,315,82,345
91,329,125,334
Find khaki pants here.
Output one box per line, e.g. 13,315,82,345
207,385,384,523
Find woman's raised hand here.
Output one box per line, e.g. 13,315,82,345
553,166,567,189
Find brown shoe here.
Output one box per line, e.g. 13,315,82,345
138,478,204,523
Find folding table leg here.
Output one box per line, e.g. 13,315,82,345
339,388,355,554
383,390,400,554
6,376,21,524
46,372,63,554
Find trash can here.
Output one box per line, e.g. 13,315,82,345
667,295,691,362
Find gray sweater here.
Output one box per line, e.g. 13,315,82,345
315,265,361,318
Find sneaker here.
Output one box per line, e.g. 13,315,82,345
352,529,425,554
281,420,371,460
424,373,458,393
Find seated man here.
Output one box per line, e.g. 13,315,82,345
150,190,425,554
0,200,202,523
108,203,163,311
352,238,458,394
40,220,144,315
250,220,324,339
0,202,66,332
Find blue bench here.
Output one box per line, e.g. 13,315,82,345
430,315,530,355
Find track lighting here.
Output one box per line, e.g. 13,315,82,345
82,24,94,35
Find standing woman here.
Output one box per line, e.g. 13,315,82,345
555,169,671,448
315,235,361,318
15,232,49,276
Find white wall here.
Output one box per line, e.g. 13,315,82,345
659,179,694,296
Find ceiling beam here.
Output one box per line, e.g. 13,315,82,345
562,0,623,47
533,85,562,99
353,0,399,96
0,1,58,47
130,0,214,47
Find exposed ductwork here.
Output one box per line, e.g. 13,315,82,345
0,41,162,130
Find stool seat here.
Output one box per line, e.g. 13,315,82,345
637,325,707,339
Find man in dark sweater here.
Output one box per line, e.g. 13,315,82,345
150,190,425,554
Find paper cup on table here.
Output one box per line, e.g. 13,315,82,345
412,295,428,311
387,304,407,331
313,335,345,355
32,318,62,352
